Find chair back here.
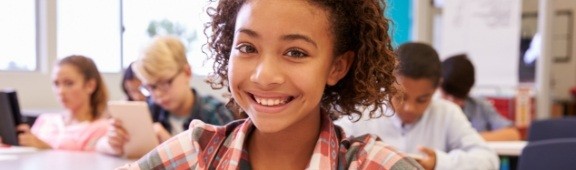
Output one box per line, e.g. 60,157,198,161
527,117,576,142
518,138,576,170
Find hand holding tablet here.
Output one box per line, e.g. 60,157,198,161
108,101,159,159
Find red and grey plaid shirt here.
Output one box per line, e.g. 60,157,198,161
131,113,422,170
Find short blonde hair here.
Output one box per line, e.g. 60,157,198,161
133,35,188,83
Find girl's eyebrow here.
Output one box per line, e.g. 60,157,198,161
282,34,317,48
237,28,259,38
236,28,317,48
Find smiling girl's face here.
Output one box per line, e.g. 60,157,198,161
228,0,350,133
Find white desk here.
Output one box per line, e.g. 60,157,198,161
487,141,528,156
0,150,134,170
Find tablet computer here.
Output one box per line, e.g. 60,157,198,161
0,90,22,146
108,101,159,158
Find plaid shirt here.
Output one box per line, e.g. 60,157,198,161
133,113,422,170
147,88,234,133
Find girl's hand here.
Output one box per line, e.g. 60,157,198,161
17,124,51,149
106,118,130,155
0,137,7,147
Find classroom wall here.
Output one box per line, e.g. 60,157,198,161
550,0,576,100
523,0,576,100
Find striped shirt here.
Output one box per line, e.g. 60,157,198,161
133,113,422,170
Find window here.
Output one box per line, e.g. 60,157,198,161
0,0,37,71
56,0,215,74
123,0,215,75
57,0,121,73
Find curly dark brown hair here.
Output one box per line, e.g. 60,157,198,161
204,0,397,121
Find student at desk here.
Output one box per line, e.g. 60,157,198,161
12,55,109,151
336,42,499,170
97,36,236,156
439,54,521,141
121,62,146,101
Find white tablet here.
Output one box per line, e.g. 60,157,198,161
108,101,159,159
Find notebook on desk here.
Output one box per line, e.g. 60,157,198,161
108,101,159,159
0,89,23,146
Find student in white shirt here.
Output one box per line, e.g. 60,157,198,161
335,42,499,170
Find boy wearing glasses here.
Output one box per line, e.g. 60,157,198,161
97,36,235,156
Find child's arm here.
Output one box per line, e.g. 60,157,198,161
434,103,499,170
18,124,51,149
480,127,521,141
478,98,521,141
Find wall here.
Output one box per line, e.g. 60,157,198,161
523,0,576,100
387,0,412,47
550,0,576,100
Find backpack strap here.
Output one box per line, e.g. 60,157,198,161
338,133,372,169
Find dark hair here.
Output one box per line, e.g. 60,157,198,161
57,55,108,120
121,62,138,101
395,42,441,86
441,54,475,99
205,0,397,119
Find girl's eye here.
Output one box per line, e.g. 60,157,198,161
235,44,257,53
64,80,74,87
417,98,430,104
284,49,308,58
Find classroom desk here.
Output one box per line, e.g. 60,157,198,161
0,150,134,170
487,141,528,156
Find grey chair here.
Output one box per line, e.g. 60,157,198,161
527,117,576,142
517,138,576,170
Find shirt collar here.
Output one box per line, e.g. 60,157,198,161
390,105,433,134
212,111,341,169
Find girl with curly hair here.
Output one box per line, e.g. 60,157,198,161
123,0,422,169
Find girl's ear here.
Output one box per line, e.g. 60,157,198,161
327,51,354,86
85,79,97,94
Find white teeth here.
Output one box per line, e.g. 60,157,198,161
254,97,289,106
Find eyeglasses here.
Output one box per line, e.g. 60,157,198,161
140,71,181,94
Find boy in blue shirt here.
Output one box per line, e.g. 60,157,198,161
440,54,520,141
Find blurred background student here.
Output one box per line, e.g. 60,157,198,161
121,62,146,101
13,55,109,151
336,42,498,170
97,36,235,156
440,54,521,141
